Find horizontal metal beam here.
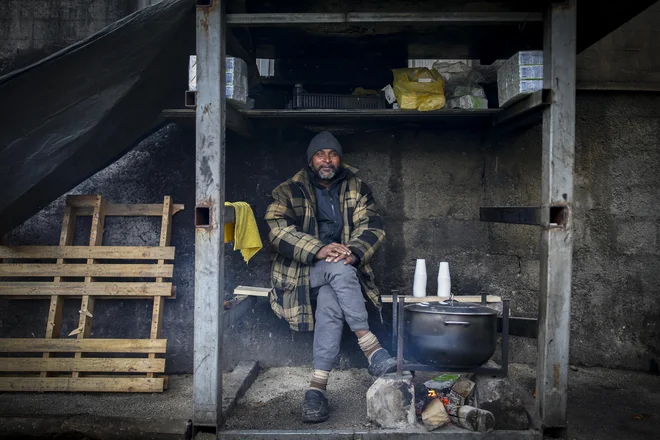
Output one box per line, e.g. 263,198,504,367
498,317,539,339
162,107,253,138
218,429,542,439
480,207,545,226
227,12,543,26
493,89,552,127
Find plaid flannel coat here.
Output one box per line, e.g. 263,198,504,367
264,164,386,331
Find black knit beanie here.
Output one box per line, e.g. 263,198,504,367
307,131,343,162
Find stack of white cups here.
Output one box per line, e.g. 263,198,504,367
437,262,451,298
412,259,427,297
412,259,452,298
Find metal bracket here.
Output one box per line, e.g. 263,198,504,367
479,205,569,227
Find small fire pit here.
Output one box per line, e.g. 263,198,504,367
414,374,495,433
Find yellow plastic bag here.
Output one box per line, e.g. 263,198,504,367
392,67,446,111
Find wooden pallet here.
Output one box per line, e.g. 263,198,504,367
0,195,182,392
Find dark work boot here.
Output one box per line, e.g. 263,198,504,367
302,389,329,423
367,348,399,377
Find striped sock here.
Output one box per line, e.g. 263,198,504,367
309,369,330,394
357,331,383,364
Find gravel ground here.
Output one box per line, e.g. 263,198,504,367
223,367,377,430
1,364,659,440
508,364,660,440
0,374,195,420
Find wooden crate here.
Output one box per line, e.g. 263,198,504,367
0,195,183,392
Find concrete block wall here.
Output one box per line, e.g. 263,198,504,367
0,0,132,74
2,93,660,373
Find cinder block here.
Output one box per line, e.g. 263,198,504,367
610,186,660,218
615,221,658,255
519,260,539,292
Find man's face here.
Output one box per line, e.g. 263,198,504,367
310,148,341,180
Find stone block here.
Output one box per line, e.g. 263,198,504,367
366,372,417,429
474,368,530,430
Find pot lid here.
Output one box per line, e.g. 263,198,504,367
404,301,497,316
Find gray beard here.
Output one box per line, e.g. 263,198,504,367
314,166,337,180
317,168,337,180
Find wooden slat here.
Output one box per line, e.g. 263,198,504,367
76,204,185,216
0,246,176,260
0,264,174,278
0,282,173,296
43,205,77,377
0,339,167,353
380,295,502,304
73,197,106,379
148,196,172,379
66,195,100,207
234,285,272,297
0,377,165,392
0,358,166,373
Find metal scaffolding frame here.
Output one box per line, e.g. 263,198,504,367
193,0,227,431
192,0,577,437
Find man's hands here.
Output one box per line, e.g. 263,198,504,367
315,243,356,265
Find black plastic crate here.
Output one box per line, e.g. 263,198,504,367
291,86,387,110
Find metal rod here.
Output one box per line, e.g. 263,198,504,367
193,0,227,431
391,291,398,353
226,12,543,26
502,299,510,377
536,0,576,432
396,296,405,376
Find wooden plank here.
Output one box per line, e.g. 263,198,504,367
76,204,185,216
0,339,167,353
0,264,174,278
0,282,173,296
0,246,176,260
73,196,106,379
0,358,166,373
66,195,100,207
148,196,172,379
0,377,165,392
234,286,272,297
380,295,502,304
43,205,76,377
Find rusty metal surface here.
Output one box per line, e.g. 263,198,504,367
536,0,576,432
193,0,227,430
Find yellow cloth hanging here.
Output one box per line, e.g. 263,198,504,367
224,201,263,263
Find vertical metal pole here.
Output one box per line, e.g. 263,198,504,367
536,0,576,435
396,296,405,376
501,299,509,377
392,290,398,351
194,0,226,431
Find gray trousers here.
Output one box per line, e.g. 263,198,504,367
310,260,370,371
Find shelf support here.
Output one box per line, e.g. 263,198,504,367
536,0,576,436
193,0,226,432
226,12,543,26
491,89,552,135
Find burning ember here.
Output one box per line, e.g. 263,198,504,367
428,389,438,399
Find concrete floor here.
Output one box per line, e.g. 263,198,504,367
0,365,658,439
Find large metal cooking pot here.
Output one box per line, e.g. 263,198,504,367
404,301,498,368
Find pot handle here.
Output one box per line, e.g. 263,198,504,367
443,320,471,326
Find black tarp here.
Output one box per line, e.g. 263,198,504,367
0,0,195,234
